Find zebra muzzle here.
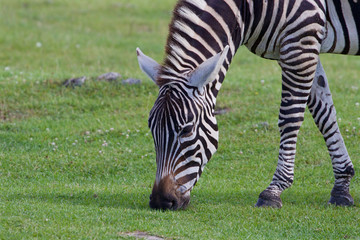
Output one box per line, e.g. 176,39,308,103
149,175,190,210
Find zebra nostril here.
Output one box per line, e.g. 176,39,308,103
170,200,178,210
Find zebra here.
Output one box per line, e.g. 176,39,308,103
137,0,359,210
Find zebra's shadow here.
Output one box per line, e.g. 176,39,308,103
189,188,350,208
6,190,150,210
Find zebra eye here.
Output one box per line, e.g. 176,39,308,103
179,124,194,138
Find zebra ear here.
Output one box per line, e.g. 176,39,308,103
136,48,161,84
188,45,229,92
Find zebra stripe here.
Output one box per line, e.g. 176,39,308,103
141,0,358,210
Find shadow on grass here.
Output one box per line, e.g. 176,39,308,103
192,189,259,207
6,187,357,210
6,190,151,210
192,187,359,208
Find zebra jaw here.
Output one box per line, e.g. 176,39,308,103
136,46,229,93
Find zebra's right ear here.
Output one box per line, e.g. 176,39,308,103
188,45,229,93
136,48,160,84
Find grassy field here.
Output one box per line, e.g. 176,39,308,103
1,0,359,239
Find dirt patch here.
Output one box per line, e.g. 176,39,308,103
118,231,169,240
0,107,35,122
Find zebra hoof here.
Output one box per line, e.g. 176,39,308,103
328,192,354,206
255,190,282,208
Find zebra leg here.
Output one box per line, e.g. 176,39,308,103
307,61,355,206
256,49,321,208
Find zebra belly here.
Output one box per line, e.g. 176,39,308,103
321,0,360,55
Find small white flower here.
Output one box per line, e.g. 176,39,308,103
53,148,56,151
85,131,90,135
260,79,265,85
72,142,76,146
99,150,103,154
36,42,42,48
110,128,114,131
102,142,108,147
4,66,10,71
51,142,56,146
46,128,50,132
356,102,359,107
75,140,78,143
105,130,109,133
97,129,103,134
45,218,49,222
126,134,129,138
30,138,33,141
55,138,58,141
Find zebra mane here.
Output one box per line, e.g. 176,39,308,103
159,0,222,87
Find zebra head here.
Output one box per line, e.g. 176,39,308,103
137,46,229,210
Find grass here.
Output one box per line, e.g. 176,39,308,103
0,0,359,239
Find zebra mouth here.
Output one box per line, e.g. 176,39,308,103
149,175,191,210
149,192,190,210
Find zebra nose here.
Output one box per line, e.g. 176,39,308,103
149,194,178,210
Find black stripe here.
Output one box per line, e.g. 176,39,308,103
251,0,275,53
333,1,350,54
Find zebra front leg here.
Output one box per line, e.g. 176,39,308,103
255,46,321,207
307,61,355,206
256,71,314,207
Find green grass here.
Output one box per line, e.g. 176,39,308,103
1,0,359,239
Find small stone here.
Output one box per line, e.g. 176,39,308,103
260,121,270,128
122,78,141,85
97,72,121,82
214,107,230,115
62,76,86,88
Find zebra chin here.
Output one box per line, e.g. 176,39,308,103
149,174,191,211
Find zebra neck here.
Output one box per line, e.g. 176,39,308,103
160,0,253,97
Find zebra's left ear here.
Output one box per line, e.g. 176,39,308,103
188,45,229,93
136,47,161,85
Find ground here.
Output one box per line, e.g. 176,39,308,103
0,0,359,239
